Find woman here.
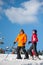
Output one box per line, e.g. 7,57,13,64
28,29,39,59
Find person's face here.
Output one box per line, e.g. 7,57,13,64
32,31,35,34
20,31,23,34
32,49,34,52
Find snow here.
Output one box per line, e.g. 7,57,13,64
0,54,43,65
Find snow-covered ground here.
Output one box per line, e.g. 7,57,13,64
0,54,43,65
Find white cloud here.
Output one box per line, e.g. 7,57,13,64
40,2,43,13
4,0,43,24
0,0,4,6
9,0,15,5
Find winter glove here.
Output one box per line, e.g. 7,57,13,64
23,43,25,45
28,41,32,44
14,42,16,44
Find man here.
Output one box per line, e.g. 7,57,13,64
14,29,29,59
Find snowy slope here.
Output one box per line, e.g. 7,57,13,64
0,54,43,65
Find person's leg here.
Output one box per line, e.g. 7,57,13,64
33,43,41,59
29,44,33,56
22,46,29,59
33,43,38,56
17,46,22,59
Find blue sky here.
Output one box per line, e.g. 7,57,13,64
0,0,43,51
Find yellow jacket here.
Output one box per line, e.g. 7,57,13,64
15,33,27,47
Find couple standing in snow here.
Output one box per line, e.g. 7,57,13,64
14,29,39,59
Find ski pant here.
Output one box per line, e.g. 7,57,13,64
17,46,28,58
29,43,38,56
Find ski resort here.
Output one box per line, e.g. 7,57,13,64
0,54,43,65
0,0,43,65
0,34,43,65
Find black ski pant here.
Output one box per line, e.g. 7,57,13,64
17,46,28,58
29,43,38,56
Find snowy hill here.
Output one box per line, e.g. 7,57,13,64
0,54,43,65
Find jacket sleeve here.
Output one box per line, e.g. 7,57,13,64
36,36,38,42
23,34,27,43
32,34,38,42
34,35,38,42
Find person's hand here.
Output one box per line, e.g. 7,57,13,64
23,43,25,45
28,41,32,44
14,42,16,44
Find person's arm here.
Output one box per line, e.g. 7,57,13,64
23,34,27,45
36,35,38,42
32,34,38,43
14,35,19,44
